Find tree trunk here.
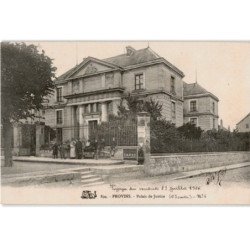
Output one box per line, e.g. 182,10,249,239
3,121,13,167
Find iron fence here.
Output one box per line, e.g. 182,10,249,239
48,119,138,147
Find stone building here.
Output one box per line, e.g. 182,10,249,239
44,46,186,142
236,113,250,132
183,82,219,130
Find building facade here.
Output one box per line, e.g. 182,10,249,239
236,113,250,132
183,82,219,131
44,46,219,143
44,46,185,142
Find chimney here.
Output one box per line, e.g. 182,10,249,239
126,46,136,56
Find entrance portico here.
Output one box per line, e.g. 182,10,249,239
62,87,125,142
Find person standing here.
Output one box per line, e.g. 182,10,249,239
75,138,83,159
110,137,116,157
58,143,62,158
70,139,76,159
52,142,58,159
81,138,86,159
61,142,67,159
93,138,99,160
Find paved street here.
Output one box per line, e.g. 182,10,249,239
113,165,250,189
162,165,250,188
1,159,250,189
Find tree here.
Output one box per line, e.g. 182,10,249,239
117,93,163,121
1,42,56,167
178,122,203,140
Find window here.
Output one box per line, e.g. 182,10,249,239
190,117,198,127
84,104,89,114
212,102,215,113
96,103,101,113
56,110,63,124
72,80,79,94
56,87,62,102
135,74,144,90
90,103,94,113
107,102,113,113
246,124,249,129
171,101,176,119
190,100,197,112
90,103,97,113
170,76,175,93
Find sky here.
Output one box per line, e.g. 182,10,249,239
32,41,250,129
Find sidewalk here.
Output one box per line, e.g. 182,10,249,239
11,156,124,166
172,162,250,180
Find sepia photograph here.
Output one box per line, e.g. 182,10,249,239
1,41,250,204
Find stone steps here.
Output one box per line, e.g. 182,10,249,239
79,169,104,187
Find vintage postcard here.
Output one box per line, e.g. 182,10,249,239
1,41,250,204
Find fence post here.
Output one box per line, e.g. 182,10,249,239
13,124,21,156
137,112,150,164
36,123,45,156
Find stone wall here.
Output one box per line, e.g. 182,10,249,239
145,151,250,176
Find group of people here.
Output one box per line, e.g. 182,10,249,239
51,137,117,159
52,139,84,159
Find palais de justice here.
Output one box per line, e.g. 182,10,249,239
44,46,219,142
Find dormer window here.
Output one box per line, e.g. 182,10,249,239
135,73,145,90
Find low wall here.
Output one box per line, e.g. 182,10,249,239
145,151,250,176
39,149,53,158
112,146,138,160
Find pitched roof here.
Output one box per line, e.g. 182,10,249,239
183,82,219,101
56,46,184,82
103,47,160,67
236,112,250,125
56,57,122,82
56,64,79,81
184,82,208,95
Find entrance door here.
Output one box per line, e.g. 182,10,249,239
88,120,98,140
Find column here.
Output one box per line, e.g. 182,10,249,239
36,124,45,156
101,102,108,122
79,105,85,139
64,106,72,141
13,124,21,156
112,100,120,116
137,112,151,166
